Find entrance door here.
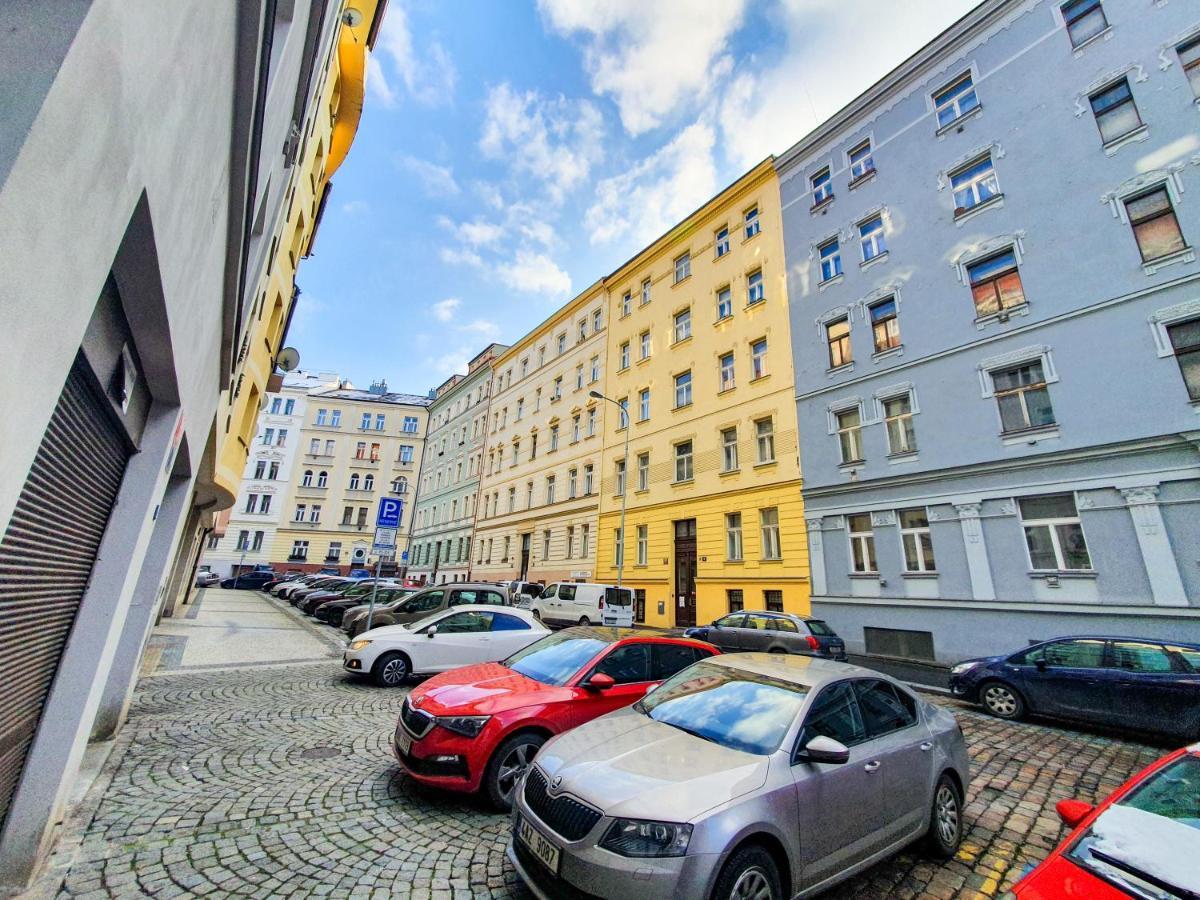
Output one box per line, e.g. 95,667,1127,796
673,519,697,627
519,533,531,580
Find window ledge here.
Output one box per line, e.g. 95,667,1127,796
826,362,855,378
1070,25,1113,56
671,478,695,487
672,402,693,412
549,396,561,403
719,468,741,477
1028,570,1097,580
810,196,835,215
887,451,919,466
974,303,1030,330
1001,424,1060,446
760,558,783,564
817,273,845,292
753,459,778,470
860,251,889,272
1102,125,1149,157
901,571,940,580
1142,246,1195,276
848,572,881,579
848,169,877,191
726,559,745,565
935,104,983,137
954,193,1005,226
636,357,651,367
672,274,692,288
838,459,865,469
717,386,736,397
749,374,771,384
742,230,761,245
633,488,649,496
872,345,904,362
714,314,734,325
619,312,631,320
744,299,766,311
671,335,693,349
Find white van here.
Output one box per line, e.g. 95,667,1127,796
531,582,634,627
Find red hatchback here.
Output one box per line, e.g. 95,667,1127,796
1010,744,1200,899
392,626,718,809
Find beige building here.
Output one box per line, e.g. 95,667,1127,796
271,381,430,573
472,283,608,583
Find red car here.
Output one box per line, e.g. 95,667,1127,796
1009,743,1199,899
392,626,718,809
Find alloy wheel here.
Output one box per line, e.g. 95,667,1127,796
982,683,1017,717
730,866,775,900
495,741,537,804
380,656,408,686
935,783,959,847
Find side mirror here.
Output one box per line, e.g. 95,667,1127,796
426,625,438,638
1035,659,1047,673
1056,799,1094,829
585,672,616,691
797,735,849,765
711,621,721,628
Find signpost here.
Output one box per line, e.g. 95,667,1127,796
364,499,403,633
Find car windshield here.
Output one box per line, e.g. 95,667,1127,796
806,619,836,637
503,632,610,686
637,661,809,755
1066,753,1200,897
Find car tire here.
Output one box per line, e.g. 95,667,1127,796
578,616,590,626
979,680,1025,720
711,844,783,900
484,731,546,811
924,773,963,859
372,652,411,687
768,647,787,654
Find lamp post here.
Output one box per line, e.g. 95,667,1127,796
589,390,629,590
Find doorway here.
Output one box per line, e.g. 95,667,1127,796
673,519,697,627
519,533,531,580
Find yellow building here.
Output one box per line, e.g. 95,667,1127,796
595,160,810,628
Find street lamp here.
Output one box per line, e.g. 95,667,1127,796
589,389,629,591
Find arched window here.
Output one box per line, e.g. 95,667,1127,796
349,473,360,490
302,470,313,487
363,473,375,491
317,471,328,487
392,477,408,494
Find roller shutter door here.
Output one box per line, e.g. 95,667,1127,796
0,358,129,828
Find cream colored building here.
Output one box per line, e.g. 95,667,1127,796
472,283,608,584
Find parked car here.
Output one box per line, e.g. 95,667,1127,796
507,581,544,608
348,568,372,579
275,575,326,600
949,635,1200,740
344,606,550,686
220,570,275,590
530,582,634,627
289,577,351,606
393,627,719,809
685,611,848,661
318,567,341,576
316,584,411,625
1010,744,1199,899
508,653,968,900
195,569,220,587
262,573,304,592
343,583,511,638
299,578,394,615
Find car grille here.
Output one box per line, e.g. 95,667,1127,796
523,767,602,842
400,697,434,739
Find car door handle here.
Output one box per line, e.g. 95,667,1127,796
920,742,934,752
863,761,881,773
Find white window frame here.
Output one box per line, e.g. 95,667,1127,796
759,508,781,561
931,69,980,130
636,525,648,566
674,308,692,343
1018,494,1093,572
674,440,694,482
859,215,887,262
811,167,833,206
719,352,735,392
819,239,842,283
674,252,691,284
898,507,936,573
674,370,692,408
717,285,733,320
848,138,874,181
846,514,877,574
721,427,739,472
715,226,730,258
744,206,760,240
755,418,775,463
726,512,743,561
747,269,765,305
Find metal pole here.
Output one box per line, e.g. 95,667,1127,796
617,405,629,591
364,554,383,632
235,550,246,588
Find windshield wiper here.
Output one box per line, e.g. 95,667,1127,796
652,717,720,746
1089,848,1200,900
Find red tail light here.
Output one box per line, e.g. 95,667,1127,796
806,635,820,651
599,597,604,609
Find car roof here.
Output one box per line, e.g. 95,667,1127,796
724,610,822,621
552,625,711,647
433,604,535,617
704,652,877,688
1026,635,1200,650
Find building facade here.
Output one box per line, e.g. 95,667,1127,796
409,344,507,584
593,161,811,628
472,285,609,585
779,0,1200,666
271,381,429,573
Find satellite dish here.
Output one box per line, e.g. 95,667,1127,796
342,7,364,27
276,347,301,372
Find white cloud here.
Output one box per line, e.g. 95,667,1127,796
427,347,473,377
365,56,396,108
539,0,747,136
458,220,506,247
585,120,718,247
439,246,483,268
375,4,457,107
496,250,572,298
431,298,461,322
480,83,604,205
341,199,369,215
459,319,501,337
398,155,461,197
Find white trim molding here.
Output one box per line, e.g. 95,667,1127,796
976,344,1058,398
1158,23,1200,71
936,141,1006,191
872,381,919,420
826,395,865,434
951,230,1027,283
1101,168,1187,221
1150,297,1200,356
1072,63,1148,117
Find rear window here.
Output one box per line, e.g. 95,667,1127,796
492,614,531,632
651,643,703,680
1171,645,1200,673
606,587,632,607
806,619,836,637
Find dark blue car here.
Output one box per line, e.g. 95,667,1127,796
220,570,276,590
949,635,1200,740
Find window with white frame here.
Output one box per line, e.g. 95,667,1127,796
1124,187,1187,263
636,525,648,566
637,452,649,491
849,139,874,181
992,361,1055,432
1062,0,1107,48
1167,318,1200,400
301,470,313,487
621,291,631,316
847,514,877,573
932,72,978,129
1180,36,1200,98
553,376,563,399
638,388,650,421
583,463,594,494
575,366,584,391
309,504,321,523
950,156,999,214
614,527,624,568
363,474,374,491
674,440,694,482
399,444,414,463
290,540,309,560
884,394,916,454
819,239,842,282
618,398,629,428
1019,495,1092,570
579,319,587,342
760,508,781,560
744,206,760,239
402,416,418,433
252,531,264,551
590,356,599,382
315,409,327,426
726,512,743,560
317,471,328,487
756,418,775,463
836,407,863,463
719,352,735,391
641,277,651,305
640,330,651,359
293,503,306,522
593,308,603,332
722,427,739,471
859,215,886,261
674,252,691,283
550,423,559,450
330,410,341,426
619,341,630,370
869,298,900,353
236,529,250,550
827,319,851,368
307,438,319,456
715,226,730,258
968,249,1026,318
674,308,692,343
572,415,581,443
1089,79,1141,144
375,414,385,431
614,459,626,496
811,168,833,206
747,269,764,305
898,508,936,572
674,370,692,407
751,338,768,379
717,286,733,319
587,407,596,436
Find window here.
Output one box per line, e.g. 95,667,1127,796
342,506,353,525
354,441,366,459
349,473,360,490
557,333,567,354
756,418,775,463
550,424,559,450
565,526,575,558
1110,641,1174,674
590,356,599,382
269,462,279,479
859,215,886,261
553,376,563,400
508,487,516,512
674,309,691,343
826,319,850,368
542,530,551,559
747,269,764,305
751,338,768,379
933,72,978,128
849,139,874,181
716,286,733,320
369,443,380,462
579,319,588,342
583,464,593,494
640,330,651,360
764,590,783,613
968,250,1025,317
360,412,371,430
1181,36,1200,99
568,468,577,498
572,414,581,442
715,226,730,258
517,398,525,420
819,239,842,282
674,252,691,283
402,416,418,433
837,408,863,463
293,504,306,522
399,444,413,464
290,540,309,560
330,410,341,427
722,427,738,471
726,590,744,613
855,680,917,738
581,524,589,557
875,396,912,458
363,474,374,491
718,352,735,392
636,525,648,566
392,476,407,493
899,508,935,572
575,366,584,390
301,470,313,487
1062,0,1107,48
1125,188,1187,263
638,388,650,421
356,507,367,527
641,277,651,305
621,291,631,316
1168,319,1200,400
869,299,900,353
309,504,321,523
636,452,649,491
992,361,1055,432
527,480,535,507
262,427,274,446
760,508,781,560
1019,495,1092,570
315,408,327,426
847,514,877,573
1090,79,1141,144
744,206,760,239
613,528,624,568
236,529,250,550
252,530,264,551
615,459,626,496
726,513,743,561
275,428,287,447
306,439,318,457
811,168,833,206
950,156,999,214
324,439,335,455
674,440,694,482
619,341,630,369
674,370,692,408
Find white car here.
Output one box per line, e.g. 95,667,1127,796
343,605,550,687
530,582,634,627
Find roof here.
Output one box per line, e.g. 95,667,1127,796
309,386,432,407
707,652,871,687
557,625,707,645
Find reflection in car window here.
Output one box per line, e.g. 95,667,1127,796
651,643,704,680
800,681,865,748
716,615,745,628
592,644,651,684
402,591,444,613
491,614,531,632
1109,641,1173,674
541,584,558,600
639,661,809,755
771,618,798,634
504,633,609,685
434,611,493,633
1172,646,1200,673
559,585,577,601
854,680,917,738
1039,639,1106,669
745,614,771,631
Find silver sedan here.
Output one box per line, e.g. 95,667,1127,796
508,654,969,900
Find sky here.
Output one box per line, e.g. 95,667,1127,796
291,0,979,394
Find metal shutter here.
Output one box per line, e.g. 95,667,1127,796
0,359,129,828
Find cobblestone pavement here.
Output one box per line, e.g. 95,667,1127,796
42,599,1172,899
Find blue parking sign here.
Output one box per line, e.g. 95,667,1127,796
376,498,403,528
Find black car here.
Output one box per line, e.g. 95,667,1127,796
220,570,276,590
949,635,1200,740
685,611,847,660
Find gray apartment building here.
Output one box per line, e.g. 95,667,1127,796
409,344,507,584
779,0,1200,666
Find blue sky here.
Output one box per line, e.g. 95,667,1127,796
291,0,977,394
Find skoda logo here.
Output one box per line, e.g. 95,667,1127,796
550,775,563,793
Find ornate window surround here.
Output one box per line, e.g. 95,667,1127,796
825,395,865,434
950,231,1027,284
976,344,1058,399
1149,297,1200,357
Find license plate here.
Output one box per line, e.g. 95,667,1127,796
395,727,413,756
517,815,560,874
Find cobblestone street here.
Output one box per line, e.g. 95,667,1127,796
39,592,1172,899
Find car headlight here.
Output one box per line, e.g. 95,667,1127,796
348,640,372,651
599,818,693,858
950,661,980,675
435,715,491,738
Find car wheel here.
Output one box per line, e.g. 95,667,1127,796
578,616,590,626
372,652,410,687
485,731,546,811
711,844,782,900
979,680,1025,720
924,773,963,859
